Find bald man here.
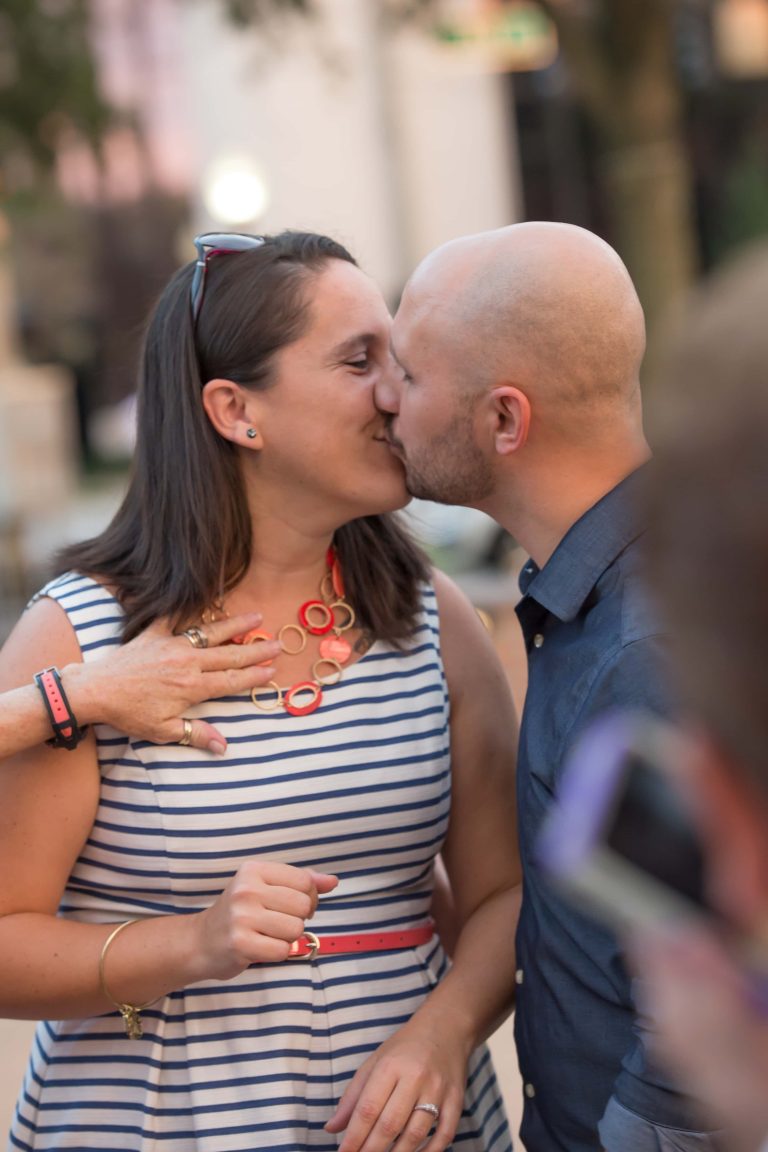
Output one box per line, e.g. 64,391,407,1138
376,223,721,1152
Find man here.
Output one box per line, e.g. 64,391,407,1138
630,240,768,1152
375,221,719,1151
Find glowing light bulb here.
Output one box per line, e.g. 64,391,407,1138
202,156,269,225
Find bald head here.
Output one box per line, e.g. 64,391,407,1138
401,222,646,423
382,223,650,550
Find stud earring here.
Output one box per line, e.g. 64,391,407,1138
246,428,257,440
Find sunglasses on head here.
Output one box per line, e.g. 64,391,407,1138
190,232,265,325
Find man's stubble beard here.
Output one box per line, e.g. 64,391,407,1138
403,418,495,507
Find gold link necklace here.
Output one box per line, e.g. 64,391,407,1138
214,547,358,717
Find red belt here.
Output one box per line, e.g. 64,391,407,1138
287,921,435,960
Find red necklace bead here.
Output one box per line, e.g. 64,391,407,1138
284,682,323,716
298,600,334,635
319,635,352,664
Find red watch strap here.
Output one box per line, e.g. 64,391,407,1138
33,666,87,751
39,669,72,731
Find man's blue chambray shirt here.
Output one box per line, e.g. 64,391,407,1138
513,467,697,1152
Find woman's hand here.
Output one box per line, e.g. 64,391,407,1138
62,613,282,754
192,861,338,979
325,1011,470,1152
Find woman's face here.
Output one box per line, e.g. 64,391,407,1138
251,259,408,524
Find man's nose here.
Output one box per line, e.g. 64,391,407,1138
374,361,402,415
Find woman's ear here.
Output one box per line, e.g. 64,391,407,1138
489,385,531,456
201,379,263,449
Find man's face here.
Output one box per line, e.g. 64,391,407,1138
375,287,495,507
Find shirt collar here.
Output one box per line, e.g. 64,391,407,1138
518,465,648,623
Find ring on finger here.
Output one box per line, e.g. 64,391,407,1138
179,718,193,746
412,1102,440,1123
182,626,208,649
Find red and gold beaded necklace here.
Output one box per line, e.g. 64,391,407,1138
229,546,358,717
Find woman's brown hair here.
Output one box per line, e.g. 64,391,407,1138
57,231,428,642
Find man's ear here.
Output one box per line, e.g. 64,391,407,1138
201,378,263,449
488,385,531,456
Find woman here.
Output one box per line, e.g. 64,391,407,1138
0,231,520,1152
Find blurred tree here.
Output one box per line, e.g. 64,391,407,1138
537,0,698,334
222,0,314,22
0,0,112,195
0,2,187,467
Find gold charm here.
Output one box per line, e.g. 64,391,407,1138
119,1004,144,1040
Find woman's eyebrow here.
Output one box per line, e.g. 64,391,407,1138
328,333,377,359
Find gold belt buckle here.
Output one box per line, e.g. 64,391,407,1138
287,930,320,961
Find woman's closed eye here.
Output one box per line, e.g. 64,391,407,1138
346,355,370,372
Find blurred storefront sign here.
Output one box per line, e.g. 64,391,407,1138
433,0,558,72
714,0,768,77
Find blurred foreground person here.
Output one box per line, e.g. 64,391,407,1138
0,231,519,1152
635,241,768,1152
377,222,721,1151
0,611,280,758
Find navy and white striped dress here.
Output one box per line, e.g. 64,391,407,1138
11,573,512,1152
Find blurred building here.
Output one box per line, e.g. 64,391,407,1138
84,0,523,302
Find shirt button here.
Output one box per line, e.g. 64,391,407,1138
525,1083,536,1099
515,968,524,985
533,633,544,648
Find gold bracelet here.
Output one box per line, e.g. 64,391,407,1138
98,920,156,1039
